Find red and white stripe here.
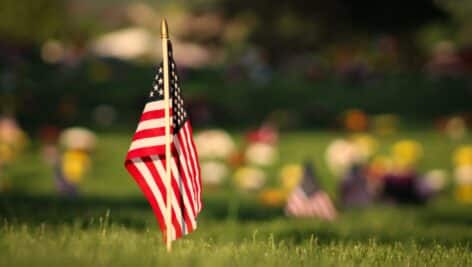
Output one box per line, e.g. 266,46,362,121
125,99,202,241
286,188,337,221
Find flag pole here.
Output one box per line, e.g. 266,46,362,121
160,18,172,252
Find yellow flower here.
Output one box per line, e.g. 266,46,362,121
62,150,90,184
455,185,472,204
0,143,14,163
453,145,472,167
0,132,28,164
351,134,378,160
258,189,287,207
368,155,394,177
279,164,303,191
233,166,266,191
391,140,423,168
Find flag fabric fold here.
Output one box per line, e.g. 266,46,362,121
285,162,337,220
125,40,202,242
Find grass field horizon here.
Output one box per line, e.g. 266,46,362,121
1,130,471,266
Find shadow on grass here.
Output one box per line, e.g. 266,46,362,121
2,193,471,248
201,195,284,221
420,206,472,226
0,193,283,228
0,193,151,229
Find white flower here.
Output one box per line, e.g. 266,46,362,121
201,161,228,186
325,139,362,177
194,129,235,160
424,169,448,192
59,127,97,151
245,142,277,166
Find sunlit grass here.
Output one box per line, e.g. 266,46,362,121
0,130,471,266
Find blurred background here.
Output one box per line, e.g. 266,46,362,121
1,0,472,225
1,0,472,128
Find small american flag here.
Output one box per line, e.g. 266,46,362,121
285,162,337,220
125,40,202,241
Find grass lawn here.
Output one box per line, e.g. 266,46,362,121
1,130,471,266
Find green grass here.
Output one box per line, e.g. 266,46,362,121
1,130,471,266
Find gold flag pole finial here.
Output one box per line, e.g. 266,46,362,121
161,18,169,39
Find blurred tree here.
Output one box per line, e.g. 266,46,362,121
435,0,472,45
0,0,65,44
221,0,449,66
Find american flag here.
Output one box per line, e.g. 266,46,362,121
125,40,202,241
285,162,337,220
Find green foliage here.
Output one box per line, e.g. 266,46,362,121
0,0,65,43
435,0,472,45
